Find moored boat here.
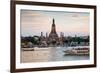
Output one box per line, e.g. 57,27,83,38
22,48,34,51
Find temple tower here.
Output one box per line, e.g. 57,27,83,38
49,18,59,45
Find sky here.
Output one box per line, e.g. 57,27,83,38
21,9,90,37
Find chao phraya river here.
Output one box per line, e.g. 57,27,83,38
21,46,89,63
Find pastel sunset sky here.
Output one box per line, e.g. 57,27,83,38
21,10,90,37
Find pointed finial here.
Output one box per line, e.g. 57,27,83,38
46,32,48,37
53,18,55,24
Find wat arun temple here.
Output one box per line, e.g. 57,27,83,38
21,18,89,48
39,18,64,47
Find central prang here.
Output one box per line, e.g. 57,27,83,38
48,18,59,45
40,18,64,47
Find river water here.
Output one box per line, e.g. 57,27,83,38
21,46,89,63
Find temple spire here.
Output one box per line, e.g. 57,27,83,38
53,18,55,24
49,18,58,37
49,18,59,44
41,32,43,37
52,18,55,27
50,18,56,33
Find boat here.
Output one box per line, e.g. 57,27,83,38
64,47,89,56
22,48,34,51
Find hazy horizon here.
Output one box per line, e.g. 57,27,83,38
21,10,90,37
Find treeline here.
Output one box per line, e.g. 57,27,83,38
21,36,40,45
63,36,89,44
21,35,89,46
